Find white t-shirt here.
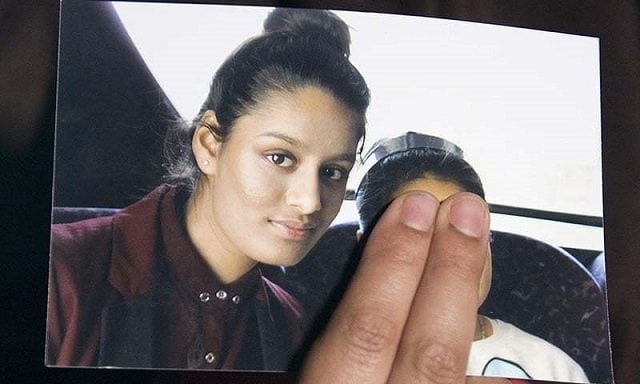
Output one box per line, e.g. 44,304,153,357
467,318,589,383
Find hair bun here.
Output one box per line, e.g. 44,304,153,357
263,8,352,57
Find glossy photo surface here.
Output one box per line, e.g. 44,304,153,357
47,1,611,383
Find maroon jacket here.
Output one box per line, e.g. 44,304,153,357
46,185,305,370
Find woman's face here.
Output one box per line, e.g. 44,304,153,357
393,176,493,304
196,86,360,269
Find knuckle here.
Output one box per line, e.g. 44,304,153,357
387,246,420,267
340,309,398,365
383,235,426,266
433,247,484,281
411,340,463,384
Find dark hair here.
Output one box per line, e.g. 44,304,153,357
356,147,485,235
164,8,370,191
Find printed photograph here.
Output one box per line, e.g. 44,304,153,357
47,1,611,382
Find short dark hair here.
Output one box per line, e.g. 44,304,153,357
356,146,484,235
164,8,370,191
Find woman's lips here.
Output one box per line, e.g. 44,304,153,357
269,219,317,241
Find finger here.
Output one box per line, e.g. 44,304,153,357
299,192,440,384
388,192,491,384
466,376,513,384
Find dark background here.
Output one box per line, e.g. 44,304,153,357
2,1,638,383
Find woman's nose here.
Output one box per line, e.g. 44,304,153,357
286,171,322,214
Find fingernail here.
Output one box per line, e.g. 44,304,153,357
399,193,438,232
449,195,487,238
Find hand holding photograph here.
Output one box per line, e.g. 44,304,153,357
47,1,612,383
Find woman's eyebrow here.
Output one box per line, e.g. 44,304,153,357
330,153,356,163
258,131,355,163
258,132,301,146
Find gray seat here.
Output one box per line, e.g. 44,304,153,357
589,252,607,291
51,207,120,224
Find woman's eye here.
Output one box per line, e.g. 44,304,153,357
322,167,346,181
267,153,294,167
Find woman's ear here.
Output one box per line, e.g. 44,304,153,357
192,110,222,176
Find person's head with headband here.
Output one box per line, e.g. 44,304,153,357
355,132,491,312
353,132,591,381
356,131,485,235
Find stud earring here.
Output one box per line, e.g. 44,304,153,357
203,159,210,166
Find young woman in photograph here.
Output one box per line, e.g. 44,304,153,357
46,7,369,370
